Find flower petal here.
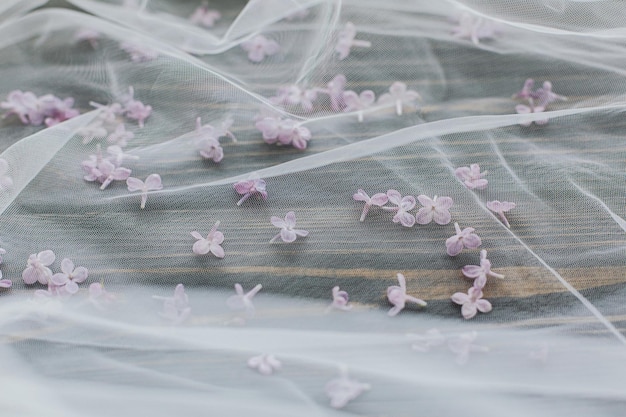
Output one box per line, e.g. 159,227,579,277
284,211,296,228
476,299,492,313
415,208,434,225
51,273,69,286
445,237,463,256
370,193,388,206
451,292,470,305
61,258,74,275
210,244,225,258
144,174,163,191
270,216,286,228
192,239,210,255
432,209,451,225
190,231,203,240
72,267,89,283
461,303,478,319
38,250,55,266
417,195,434,207
462,233,482,249
280,229,297,243
462,265,484,279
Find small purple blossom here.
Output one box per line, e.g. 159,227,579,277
226,283,262,317
335,22,371,60
462,249,504,289
256,115,311,149
39,94,80,127
82,155,131,190
189,1,221,28
1,90,79,127
22,250,55,285
353,189,388,222
270,211,309,243
515,103,549,126
415,195,453,225
270,85,318,112
383,190,416,227
377,82,421,116
107,123,134,147
126,174,163,209
50,258,88,295
191,221,224,258
329,286,352,311
513,79,566,126
233,175,267,206
451,286,492,319
386,273,427,317
445,222,482,256
121,87,152,128
120,41,158,63
318,74,347,111
455,163,488,190
452,12,497,45
342,90,375,122
89,282,117,310
1,90,38,124
241,35,280,62
194,117,237,162
0,271,11,289
0,159,13,192
247,354,281,375
486,200,516,228
325,367,371,409
448,331,489,365
153,283,191,325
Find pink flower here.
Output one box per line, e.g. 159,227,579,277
386,273,427,316
318,74,347,111
119,41,158,63
191,221,224,258
106,123,134,147
534,81,567,107
377,82,421,116
256,117,312,149
512,78,535,101
39,94,80,127
415,195,453,225
445,222,481,256
153,283,191,325
247,354,281,375
335,22,371,60
486,200,516,228
126,174,163,209
22,250,55,285
94,159,132,190
89,282,117,310
515,103,548,126
269,85,318,112
241,35,280,62
452,12,497,45
462,249,504,289
325,367,370,409
0,159,13,192
454,163,488,190
329,286,352,311
50,258,88,295
234,176,267,206
451,286,492,319
353,189,388,222
226,283,262,317
342,90,375,122
1,91,79,126
189,1,221,28
1,90,39,124
121,87,152,128
0,271,11,289
270,211,309,243
383,190,416,227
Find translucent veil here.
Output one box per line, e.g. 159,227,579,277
1,0,626,415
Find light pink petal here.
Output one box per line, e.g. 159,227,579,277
454,166,470,180
210,244,225,258
387,305,403,317
0,279,11,288
386,189,402,205
395,211,415,227
126,177,144,192
192,239,211,255
270,216,286,228
72,267,89,283
247,49,265,63
294,229,309,237
461,303,478,319
235,180,254,194
435,196,453,209
284,211,297,228
247,356,262,367
462,233,482,248
60,258,74,275
360,90,376,106
400,196,416,211
515,104,531,115
22,267,39,285
353,189,370,202
432,209,451,225
264,40,280,55
462,265,484,279
451,292,470,305
476,299,492,313
38,250,55,266
51,273,68,286
415,208,434,225
212,231,224,245
370,193,388,206
65,280,79,294
389,82,407,96
417,195,434,207
280,229,297,243
144,174,163,190
190,231,204,240
445,237,464,256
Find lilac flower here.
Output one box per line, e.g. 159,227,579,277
415,195,453,225
329,286,352,311
325,367,371,409
1,91,79,126
120,41,158,63
270,211,309,243
106,123,134,147
448,331,488,365
22,250,55,285
241,35,280,62
377,82,421,116
107,145,139,167
270,85,318,112
0,271,11,289
121,87,152,128
445,222,481,256
0,159,13,192
335,22,371,60
274,119,311,150
342,90,375,122
74,28,101,48
90,101,124,125
39,95,80,127
233,176,267,206
512,78,535,101
1,90,40,124
191,221,224,258
153,283,191,325
451,286,492,319
407,329,445,352
454,163,488,190
85,158,131,190
126,174,163,209
77,122,108,145
452,12,497,45
462,249,504,289
353,189,388,222
383,190,416,227
534,81,567,107
226,283,262,317
89,282,117,310
247,354,281,375
486,200,516,228
513,79,566,126
318,74,347,111
189,1,221,28
50,258,89,295
515,103,549,126
194,117,237,162
386,273,427,316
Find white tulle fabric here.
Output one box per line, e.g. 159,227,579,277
0,0,626,415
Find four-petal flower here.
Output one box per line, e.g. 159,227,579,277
270,211,309,243
234,176,267,206
415,195,453,225
377,82,421,116
384,190,416,227
386,273,427,316
50,258,88,295
462,249,504,289
445,222,482,256
226,283,262,317
451,286,492,319
22,250,56,285
191,221,225,258
353,189,388,221
455,164,488,190
126,174,163,209
486,200,516,228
